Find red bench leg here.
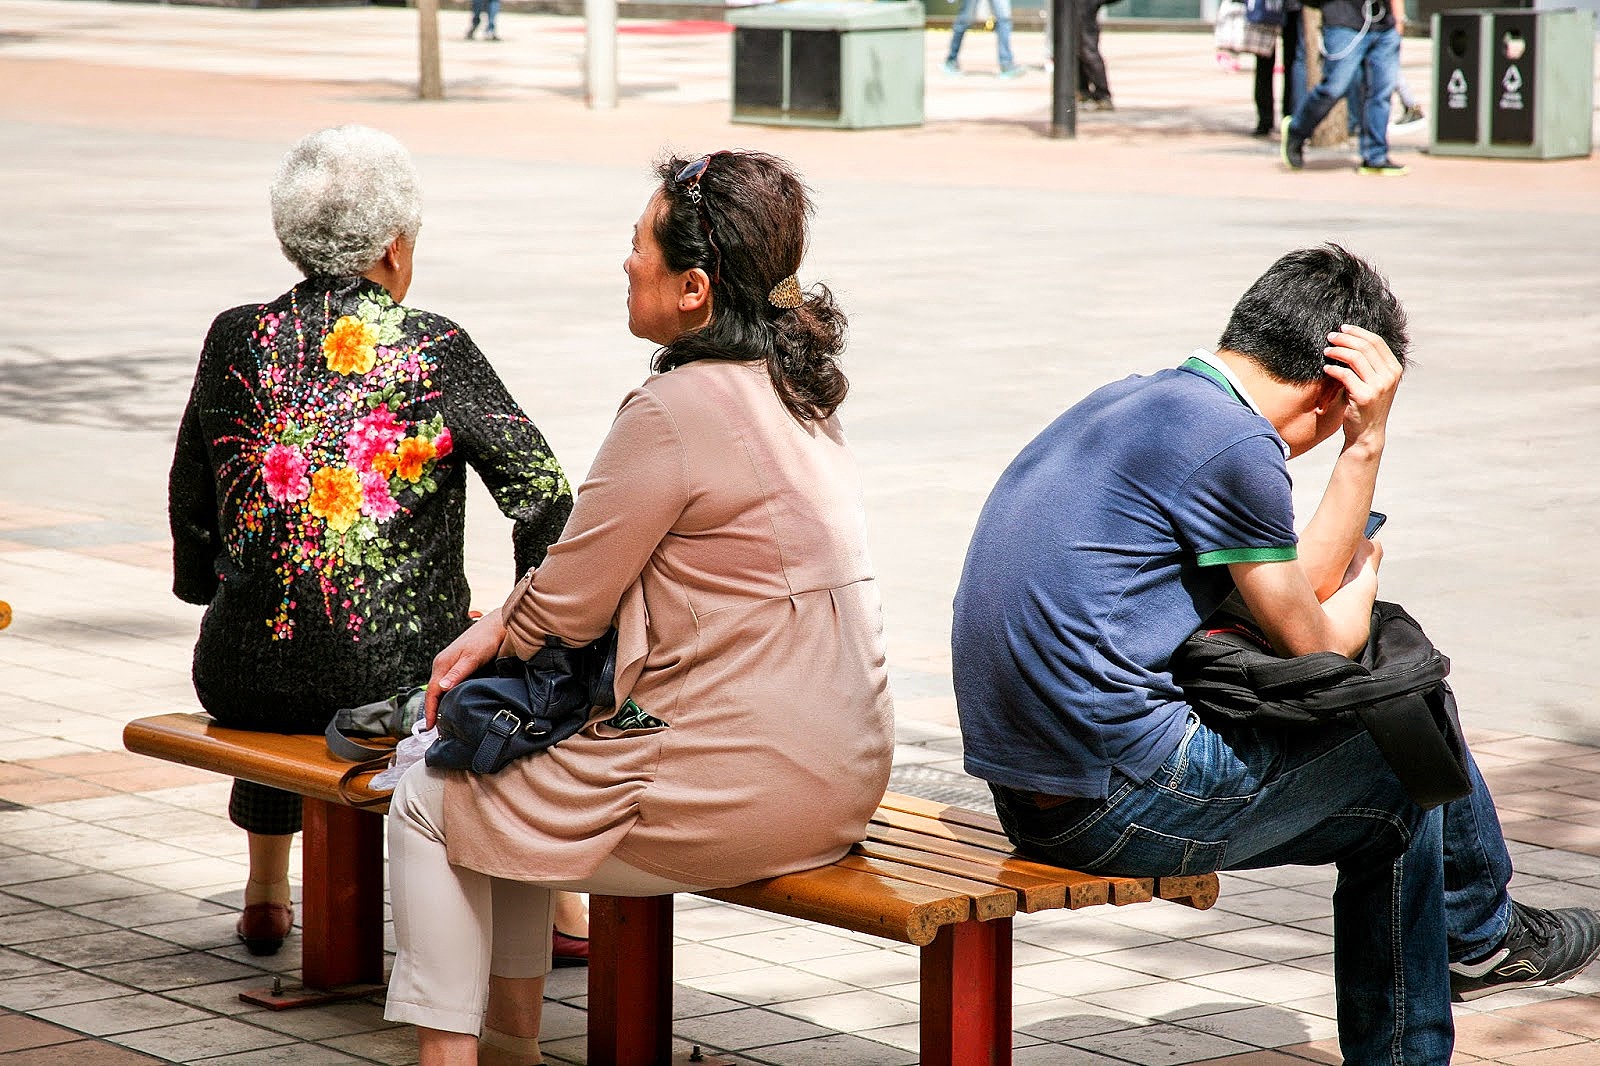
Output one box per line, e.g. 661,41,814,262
589,895,674,1066
300,797,385,989
921,918,1013,1066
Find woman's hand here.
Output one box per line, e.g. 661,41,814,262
426,609,508,727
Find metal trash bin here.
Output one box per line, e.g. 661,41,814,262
1431,7,1595,159
727,0,926,129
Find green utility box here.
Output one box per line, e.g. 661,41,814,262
1431,7,1594,159
727,0,926,129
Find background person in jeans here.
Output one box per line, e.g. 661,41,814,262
944,0,1024,78
951,245,1600,1065
1280,0,1406,174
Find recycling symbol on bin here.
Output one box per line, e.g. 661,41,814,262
1446,68,1469,108
1502,65,1522,93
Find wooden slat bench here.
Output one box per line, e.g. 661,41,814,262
124,712,1218,1063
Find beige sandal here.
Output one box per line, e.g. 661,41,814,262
481,1026,543,1065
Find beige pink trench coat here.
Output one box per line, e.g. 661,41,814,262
442,360,895,887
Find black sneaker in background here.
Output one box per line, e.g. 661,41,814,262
1280,116,1304,170
1450,902,1600,1002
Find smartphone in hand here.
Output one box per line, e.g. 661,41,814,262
1364,511,1388,539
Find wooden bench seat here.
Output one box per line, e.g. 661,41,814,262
123,711,1219,1064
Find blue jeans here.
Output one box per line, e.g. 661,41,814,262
993,712,1513,1065
1288,24,1400,166
947,0,1015,71
469,0,499,34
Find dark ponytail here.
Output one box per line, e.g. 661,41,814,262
650,152,849,422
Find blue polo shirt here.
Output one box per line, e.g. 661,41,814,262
952,357,1299,798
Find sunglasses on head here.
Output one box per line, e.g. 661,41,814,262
675,154,723,286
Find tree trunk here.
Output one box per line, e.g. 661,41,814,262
1302,8,1346,147
417,0,443,101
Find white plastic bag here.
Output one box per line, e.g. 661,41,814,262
371,719,437,790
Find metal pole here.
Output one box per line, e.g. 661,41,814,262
1049,0,1078,137
585,0,619,110
417,0,443,100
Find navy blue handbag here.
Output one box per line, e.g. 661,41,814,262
1245,0,1285,25
426,630,617,774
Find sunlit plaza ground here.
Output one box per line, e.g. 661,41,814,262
2,2,1599,1061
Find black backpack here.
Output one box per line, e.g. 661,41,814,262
1172,601,1471,808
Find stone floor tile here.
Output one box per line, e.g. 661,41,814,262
3,875,159,910
120,858,250,894
190,1044,369,1065
1504,821,1600,858
772,988,920,1032
32,992,211,1036
110,1016,295,1061
672,1006,833,1051
788,946,918,989
0,1038,168,1064
1218,867,1336,891
669,986,745,1020
1018,913,1170,955
88,951,265,992
160,978,280,1018
1090,940,1259,981
0,954,53,985
1186,964,1332,1005
1279,992,1339,1021
1452,1012,1588,1059
1011,1045,1128,1065
1484,995,1600,1040
742,1030,917,1065
1271,1038,1342,1063
681,964,857,1007
672,903,793,941
29,795,174,825
1176,1003,1340,1049
1095,904,1263,939
1497,1042,1600,1065
1015,1001,1153,1041
1175,1052,1315,1064
1212,890,1333,926
1188,924,1333,963
704,926,879,966
1077,979,1254,1023
0,911,115,946
1,825,141,860
88,766,220,795
534,1001,588,1042
0,1011,78,1053
1474,737,1600,763
0,779,117,807
69,893,233,931
0,900,40,922
1013,956,1164,999
1070,1020,1257,1064
1507,848,1600,881
1483,764,1596,795
231,999,395,1041
21,931,185,969
0,971,130,1013
1496,790,1600,820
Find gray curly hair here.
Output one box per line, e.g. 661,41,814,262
270,125,422,278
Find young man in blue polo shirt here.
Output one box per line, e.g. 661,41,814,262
952,246,1600,1065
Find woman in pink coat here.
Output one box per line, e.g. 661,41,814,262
383,151,896,1064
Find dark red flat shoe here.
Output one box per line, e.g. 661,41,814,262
552,929,589,968
236,902,294,956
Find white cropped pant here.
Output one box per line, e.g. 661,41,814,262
383,763,705,1035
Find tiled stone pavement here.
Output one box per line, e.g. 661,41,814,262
1,540,1599,1065
3,1,1599,1061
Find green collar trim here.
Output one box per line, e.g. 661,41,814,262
1180,356,1247,406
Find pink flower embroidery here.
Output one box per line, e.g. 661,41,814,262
433,426,453,458
344,407,406,470
359,471,399,521
262,444,311,502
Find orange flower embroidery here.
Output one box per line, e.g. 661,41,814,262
393,437,437,482
308,467,363,531
323,316,379,376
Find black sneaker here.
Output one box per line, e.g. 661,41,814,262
1357,160,1409,177
1280,116,1304,170
1450,902,1600,1003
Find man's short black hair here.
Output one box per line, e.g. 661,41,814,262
1219,244,1409,384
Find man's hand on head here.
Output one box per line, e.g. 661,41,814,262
1322,324,1403,453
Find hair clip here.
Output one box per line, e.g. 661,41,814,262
767,275,803,310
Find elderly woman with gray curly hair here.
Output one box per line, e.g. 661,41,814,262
168,125,573,958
